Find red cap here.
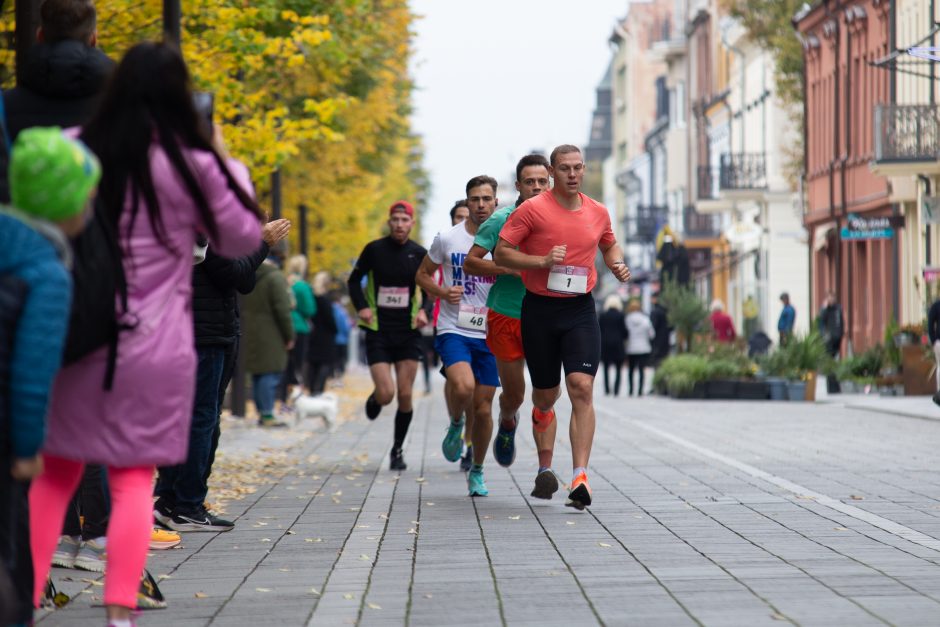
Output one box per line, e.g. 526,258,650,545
389,200,414,217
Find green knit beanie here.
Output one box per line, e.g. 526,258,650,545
9,126,102,222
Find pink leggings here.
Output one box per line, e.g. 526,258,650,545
30,455,154,608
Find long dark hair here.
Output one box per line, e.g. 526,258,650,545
80,41,263,254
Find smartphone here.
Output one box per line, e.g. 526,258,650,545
193,91,214,135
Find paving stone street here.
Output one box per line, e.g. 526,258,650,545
37,374,940,626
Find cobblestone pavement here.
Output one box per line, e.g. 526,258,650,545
37,375,940,626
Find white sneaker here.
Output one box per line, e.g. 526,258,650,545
51,535,81,568
73,538,106,573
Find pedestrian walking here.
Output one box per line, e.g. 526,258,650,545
242,248,295,427
464,155,562,499
1,127,100,627
625,300,655,396
347,201,431,471
598,295,627,396
417,175,500,497
778,292,796,346
817,291,844,394
28,42,263,627
495,144,631,510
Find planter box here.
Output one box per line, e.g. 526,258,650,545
736,380,770,400
767,377,788,400
901,344,935,396
705,380,737,399
787,381,806,401
670,382,706,399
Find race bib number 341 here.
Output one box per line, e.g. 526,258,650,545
377,286,409,309
547,265,589,294
457,305,487,332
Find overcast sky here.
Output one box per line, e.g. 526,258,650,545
409,0,631,245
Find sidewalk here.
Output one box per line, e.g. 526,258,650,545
36,371,940,626
817,391,940,421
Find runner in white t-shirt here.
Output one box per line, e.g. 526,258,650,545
416,175,505,497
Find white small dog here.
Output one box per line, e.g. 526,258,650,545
290,390,338,430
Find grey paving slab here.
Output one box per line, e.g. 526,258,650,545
33,375,940,625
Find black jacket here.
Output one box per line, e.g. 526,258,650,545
598,308,628,363
929,300,940,344
649,303,671,358
817,303,845,345
192,244,268,346
307,294,338,362
1,41,114,201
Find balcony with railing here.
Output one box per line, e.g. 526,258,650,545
683,205,721,239
872,104,940,174
718,153,767,192
629,205,668,243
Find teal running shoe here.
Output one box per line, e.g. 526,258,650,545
442,418,465,462
468,468,489,497
492,413,518,467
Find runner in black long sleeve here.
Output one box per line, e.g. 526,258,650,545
347,201,430,470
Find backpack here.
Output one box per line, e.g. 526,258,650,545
61,201,135,390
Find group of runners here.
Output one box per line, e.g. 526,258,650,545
347,144,630,510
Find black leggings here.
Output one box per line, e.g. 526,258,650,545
627,353,650,395
602,360,622,395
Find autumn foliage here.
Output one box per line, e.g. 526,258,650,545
0,0,427,275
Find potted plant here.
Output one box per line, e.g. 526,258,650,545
652,354,709,398
659,281,709,353
759,349,794,400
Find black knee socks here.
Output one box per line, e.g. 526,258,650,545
393,410,413,450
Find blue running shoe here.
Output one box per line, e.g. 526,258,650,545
442,418,465,462
492,413,518,467
468,468,489,497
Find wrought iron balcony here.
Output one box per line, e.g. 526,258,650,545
629,205,668,242
874,104,940,163
718,153,767,190
683,205,720,238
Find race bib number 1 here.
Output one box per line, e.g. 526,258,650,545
377,286,409,309
547,265,589,294
457,305,487,332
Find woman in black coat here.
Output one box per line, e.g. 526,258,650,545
598,295,628,396
306,271,338,395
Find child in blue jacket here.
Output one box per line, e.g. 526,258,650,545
0,127,100,626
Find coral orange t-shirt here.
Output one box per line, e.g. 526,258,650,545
498,190,616,297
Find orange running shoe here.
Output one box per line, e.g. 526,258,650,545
149,527,181,550
565,471,592,510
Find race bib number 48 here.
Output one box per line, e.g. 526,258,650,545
547,265,589,294
377,286,409,308
457,305,487,332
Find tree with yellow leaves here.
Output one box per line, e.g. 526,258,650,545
0,0,428,277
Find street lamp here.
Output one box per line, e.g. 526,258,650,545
163,0,181,45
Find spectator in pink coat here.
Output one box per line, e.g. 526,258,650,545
28,42,263,626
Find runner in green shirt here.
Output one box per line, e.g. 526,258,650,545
463,154,561,499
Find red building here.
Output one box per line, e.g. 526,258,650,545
796,0,895,352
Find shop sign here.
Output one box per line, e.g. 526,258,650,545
924,266,940,282
839,214,903,240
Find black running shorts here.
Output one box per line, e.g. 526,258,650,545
520,291,601,390
364,329,423,365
